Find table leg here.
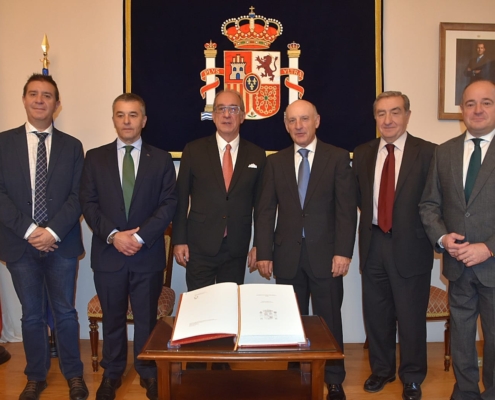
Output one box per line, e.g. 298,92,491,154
156,361,171,400
311,360,325,400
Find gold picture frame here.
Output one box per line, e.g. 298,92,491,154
438,22,495,120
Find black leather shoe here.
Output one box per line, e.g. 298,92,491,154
68,376,89,400
327,384,346,400
0,345,11,365
402,382,421,400
140,378,158,400
364,374,396,393
19,380,47,400
96,377,122,400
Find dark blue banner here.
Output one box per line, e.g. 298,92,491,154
125,1,382,156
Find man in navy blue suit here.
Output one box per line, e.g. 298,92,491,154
0,74,87,400
80,93,177,400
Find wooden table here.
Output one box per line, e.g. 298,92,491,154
138,315,343,400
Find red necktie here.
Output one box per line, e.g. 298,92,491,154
222,144,233,237
223,144,233,190
378,144,395,233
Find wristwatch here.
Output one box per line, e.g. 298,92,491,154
108,232,117,244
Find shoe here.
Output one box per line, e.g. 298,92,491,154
402,383,421,400
96,377,122,400
19,380,47,400
140,378,158,400
68,376,89,400
327,384,346,400
363,374,396,392
0,345,11,365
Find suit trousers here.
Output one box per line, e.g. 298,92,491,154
362,226,430,383
185,236,247,291
276,239,345,385
449,267,495,400
7,247,83,381
94,265,163,379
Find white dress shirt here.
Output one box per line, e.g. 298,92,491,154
372,132,407,225
108,137,144,244
216,132,240,168
294,137,317,182
462,129,495,187
24,122,59,241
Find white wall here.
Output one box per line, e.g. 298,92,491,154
0,0,123,340
1,0,494,344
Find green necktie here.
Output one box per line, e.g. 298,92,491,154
123,145,135,218
465,138,482,203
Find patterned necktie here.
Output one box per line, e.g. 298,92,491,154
465,138,482,203
223,144,233,191
33,132,49,225
378,144,395,233
122,145,135,219
298,148,310,208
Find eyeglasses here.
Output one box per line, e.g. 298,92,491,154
214,106,242,115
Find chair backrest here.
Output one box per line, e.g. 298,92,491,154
164,223,173,288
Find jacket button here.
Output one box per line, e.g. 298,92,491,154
465,212,470,217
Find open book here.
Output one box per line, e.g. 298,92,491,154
169,282,307,348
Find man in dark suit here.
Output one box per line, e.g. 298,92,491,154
172,90,266,291
80,93,177,400
420,80,495,400
255,99,357,400
0,74,88,400
465,43,492,84
353,91,435,400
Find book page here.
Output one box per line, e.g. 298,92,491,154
171,282,239,342
237,284,306,346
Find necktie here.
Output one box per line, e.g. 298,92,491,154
378,144,395,233
298,149,310,238
33,132,49,225
222,144,233,237
223,144,233,191
465,138,482,203
298,149,310,208
122,145,135,219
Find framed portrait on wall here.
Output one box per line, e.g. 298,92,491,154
438,22,495,120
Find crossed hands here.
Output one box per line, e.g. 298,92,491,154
442,233,491,267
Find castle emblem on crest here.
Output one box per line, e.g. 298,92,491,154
200,7,305,120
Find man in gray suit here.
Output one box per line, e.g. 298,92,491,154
420,80,495,400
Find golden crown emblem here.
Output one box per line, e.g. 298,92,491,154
221,7,283,50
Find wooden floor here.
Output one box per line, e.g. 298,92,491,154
0,340,479,399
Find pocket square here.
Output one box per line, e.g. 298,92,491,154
248,163,258,168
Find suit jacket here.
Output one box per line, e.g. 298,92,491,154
420,133,495,287
172,135,266,258
0,125,84,263
255,139,357,279
80,140,177,272
353,134,436,277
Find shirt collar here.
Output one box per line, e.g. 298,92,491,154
294,136,317,155
25,121,53,135
379,131,408,152
117,136,143,151
465,128,495,143
216,132,240,152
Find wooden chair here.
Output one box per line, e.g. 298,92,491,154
87,224,175,372
363,285,451,371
